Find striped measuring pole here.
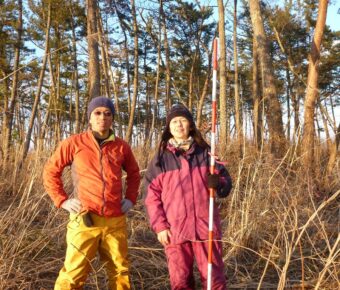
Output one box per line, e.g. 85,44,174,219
207,37,218,290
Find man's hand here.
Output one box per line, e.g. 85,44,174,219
157,229,172,246
61,198,82,214
121,198,133,213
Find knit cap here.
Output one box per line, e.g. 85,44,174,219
87,96,115,119
166,104,193,127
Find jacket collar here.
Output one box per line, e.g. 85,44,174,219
87,129,115,147
166,141,196,156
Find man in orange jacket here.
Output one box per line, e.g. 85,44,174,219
43,96,140,290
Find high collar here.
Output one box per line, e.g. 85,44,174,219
168,136,194,151
167,141,197,156
87,129,115,147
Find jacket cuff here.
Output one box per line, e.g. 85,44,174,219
55,196,68,208
154,223,170,234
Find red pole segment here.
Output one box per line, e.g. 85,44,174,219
207,37,218,290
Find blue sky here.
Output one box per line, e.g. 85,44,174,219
326,1,340,31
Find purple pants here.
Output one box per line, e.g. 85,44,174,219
165,241,227,290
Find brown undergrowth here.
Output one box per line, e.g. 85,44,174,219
0,143,339,289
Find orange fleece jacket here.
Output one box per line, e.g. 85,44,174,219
43,131,140,217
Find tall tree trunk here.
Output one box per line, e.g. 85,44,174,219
142,39,151,146
55,28,62,143
125,0,139,143
188,52,198,112
16,100,24,143
285,64,291,141
2,0,23,171
233,0,243,156
97,15,122,136
97,10,110,98
188,23,204,112
197,43,212,129
248,0,286,157
217,0,228,155
301,0,328,172
22,2,51,161
145,3,162,149
319,104,331,154
272,24,304,143
38,54,56,152
291,88,300,142
109,66,122,136
124,40,131,116
252,35,263,149
161,0,171,110
143,14,161,149
114,2,131,116
69,80,73,134
70,4,80,133
87,0,100,100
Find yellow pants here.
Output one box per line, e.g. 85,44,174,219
55,213,130,290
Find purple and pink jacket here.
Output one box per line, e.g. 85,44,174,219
144,142,232,245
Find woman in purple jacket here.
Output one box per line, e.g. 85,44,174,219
144,104,232,290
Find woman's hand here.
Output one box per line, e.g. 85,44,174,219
157,229,172,246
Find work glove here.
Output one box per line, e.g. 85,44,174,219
121,198,133,213
207,173,220,190
61,198,82,214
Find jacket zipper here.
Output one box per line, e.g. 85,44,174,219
99,149,106,215
89,131,107,215
185,153,197,240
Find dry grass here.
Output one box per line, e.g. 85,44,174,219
0,143,339,289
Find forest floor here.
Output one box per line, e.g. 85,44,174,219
0,143,339,289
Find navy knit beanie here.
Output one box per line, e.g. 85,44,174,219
166,104,193,127
87,96,115,119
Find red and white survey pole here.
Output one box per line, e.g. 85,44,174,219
207,38,218,290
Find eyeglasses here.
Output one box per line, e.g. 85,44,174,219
93,111,112,117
